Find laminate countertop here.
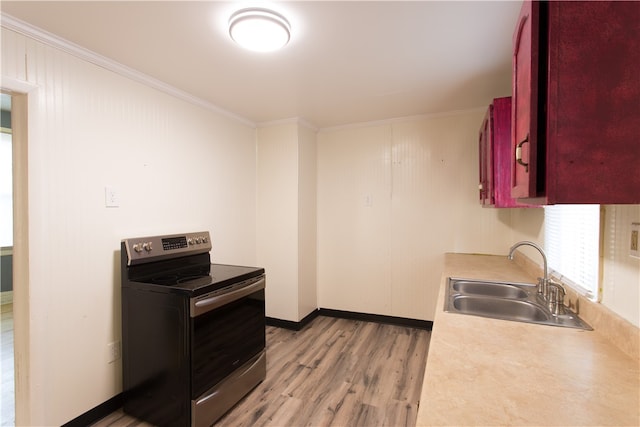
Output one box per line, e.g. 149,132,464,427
416,253,640,427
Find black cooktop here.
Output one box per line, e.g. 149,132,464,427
130,263,264,296
121,232,264,296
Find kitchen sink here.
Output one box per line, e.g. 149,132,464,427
452,295,549,322
451,280,530,299
444,277,592,330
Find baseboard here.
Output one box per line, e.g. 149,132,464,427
266,308,320,331
61,393,123,427
318,308,433,330
267,308,433,331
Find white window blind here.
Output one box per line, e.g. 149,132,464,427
544,205,600,300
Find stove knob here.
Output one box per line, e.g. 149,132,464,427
133,243,143,253
188,238,194,245
202,236,208,243
143,242,153,252
196,237,203,244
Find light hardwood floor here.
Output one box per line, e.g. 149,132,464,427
1,303,15,427
93,316,431,427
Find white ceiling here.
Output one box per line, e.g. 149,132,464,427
0,1,523,129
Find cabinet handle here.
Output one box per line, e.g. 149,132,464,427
515,135,529,173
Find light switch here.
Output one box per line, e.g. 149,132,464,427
630,222,639,259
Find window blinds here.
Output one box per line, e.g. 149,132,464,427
544,205,600,300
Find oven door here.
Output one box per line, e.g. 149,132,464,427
190,276,266,400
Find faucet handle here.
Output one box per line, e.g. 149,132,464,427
547,281,567,315
548,281,566,301
537,277,549,297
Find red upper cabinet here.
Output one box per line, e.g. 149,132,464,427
478,102,494,206
480,97,536,208
511,1,640,204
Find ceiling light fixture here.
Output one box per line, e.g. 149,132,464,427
228,8,291,52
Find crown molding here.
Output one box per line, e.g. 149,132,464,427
0,12,256,128
257,117,318,132
319,106,487,133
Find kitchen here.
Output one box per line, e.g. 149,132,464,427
0,1,638,426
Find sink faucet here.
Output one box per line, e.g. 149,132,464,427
547,282,567,315
507,241,549,298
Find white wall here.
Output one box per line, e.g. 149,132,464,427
297,124,318,320
318,124,392,316
600,205,640,327
256,122,318,322
257,124,299,321
317,111,519,321
2,28,257,426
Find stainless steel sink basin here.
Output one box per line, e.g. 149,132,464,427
452,295,549,322
444,277,592,330
452,280,530,299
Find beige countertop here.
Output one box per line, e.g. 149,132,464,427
416,253,640,427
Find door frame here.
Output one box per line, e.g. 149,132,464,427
2,76,36,426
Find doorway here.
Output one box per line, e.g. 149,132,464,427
1,92,15,426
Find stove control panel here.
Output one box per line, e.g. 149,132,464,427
123,231,212,265
132,242,154,253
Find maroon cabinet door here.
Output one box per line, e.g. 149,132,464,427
511,1,540,200
480,97,537,208
546,1,640,204
478,104,494,205
511,1,640,204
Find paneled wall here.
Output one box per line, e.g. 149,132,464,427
601,205,640,327
297,124,318,320
256,122,317,322
257,124,299,321
2,28,257,426
317,111,520,321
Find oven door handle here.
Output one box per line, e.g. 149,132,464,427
191,277,265,317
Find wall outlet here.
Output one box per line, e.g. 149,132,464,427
631,222,640,259
108,341,121,363
105,186,120,208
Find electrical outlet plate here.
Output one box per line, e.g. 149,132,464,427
631,222,640,259
105,186,119,208
107,341,121,363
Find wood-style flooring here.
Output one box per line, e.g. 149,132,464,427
1,303,15,427
93,316,431,427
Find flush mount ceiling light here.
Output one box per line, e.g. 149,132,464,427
228,8,291,52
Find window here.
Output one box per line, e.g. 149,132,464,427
544,205,601,301
0,128,11,247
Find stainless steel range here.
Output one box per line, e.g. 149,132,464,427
121,231,266,427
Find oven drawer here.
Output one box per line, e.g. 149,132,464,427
191,351,266,427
